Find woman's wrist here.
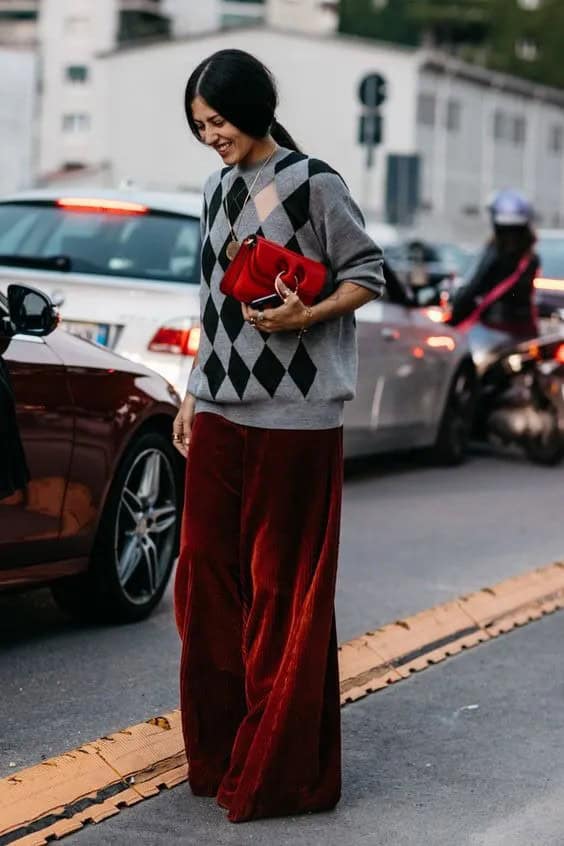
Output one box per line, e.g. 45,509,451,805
297,304,315,339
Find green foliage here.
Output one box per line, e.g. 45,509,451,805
338,0,564,90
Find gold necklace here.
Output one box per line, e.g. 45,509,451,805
224,146,277,261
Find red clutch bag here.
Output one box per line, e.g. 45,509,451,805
220,234,328,307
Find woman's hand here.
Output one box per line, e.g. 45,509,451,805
241,278,312,334
172,394,195,458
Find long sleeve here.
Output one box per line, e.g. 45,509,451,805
309,170,386,298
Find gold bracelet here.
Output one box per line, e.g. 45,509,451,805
298,306,313,341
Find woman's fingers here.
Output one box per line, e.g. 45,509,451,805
173,396,195,458
274,277,292,300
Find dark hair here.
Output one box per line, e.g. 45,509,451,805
184,49,300,152
494,224,536,256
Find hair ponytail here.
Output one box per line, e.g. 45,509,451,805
270,119,301,153
185,50,302,152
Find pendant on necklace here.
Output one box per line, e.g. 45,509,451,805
226,239,240,261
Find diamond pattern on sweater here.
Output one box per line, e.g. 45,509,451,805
207,182,223,230
197,150,346,404
219,295,245,343
282,179,310,233
202,296,219,344
252,345,286,397
202,350,226,399
227,347,251,399
288,342,317,397
201,237,216,287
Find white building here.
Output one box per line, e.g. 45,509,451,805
0,46,36,194
36,0,173,182
96,25,564,242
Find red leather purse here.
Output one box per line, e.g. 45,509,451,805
220,234,328,307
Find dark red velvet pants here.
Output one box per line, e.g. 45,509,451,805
174,412,343,823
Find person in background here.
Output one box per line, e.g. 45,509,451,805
449,189,539,339
172,49,385,824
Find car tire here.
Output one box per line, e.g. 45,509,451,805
52,431,183,623
524,417,563,466
432,364,476,466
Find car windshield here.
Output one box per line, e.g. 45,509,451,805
0,202,200,284
537,236,564,278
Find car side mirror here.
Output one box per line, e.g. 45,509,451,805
7,284,59,337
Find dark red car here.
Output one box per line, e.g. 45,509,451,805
0,283,183,621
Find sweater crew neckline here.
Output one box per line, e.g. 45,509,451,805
234,145,289,176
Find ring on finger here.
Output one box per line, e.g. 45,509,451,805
257,312,265,322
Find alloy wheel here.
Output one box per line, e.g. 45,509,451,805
114,448,178,605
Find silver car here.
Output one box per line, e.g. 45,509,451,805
0,189,474,463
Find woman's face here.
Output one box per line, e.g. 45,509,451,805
191,96,256,166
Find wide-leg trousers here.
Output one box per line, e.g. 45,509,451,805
174,411,343,823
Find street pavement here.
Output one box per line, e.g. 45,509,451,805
2,448,564,843
61,610,564,846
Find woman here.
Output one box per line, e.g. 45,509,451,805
173,49,385,824
450,189,539,339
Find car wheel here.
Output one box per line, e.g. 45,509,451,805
52,431,183,623
432,364,476,466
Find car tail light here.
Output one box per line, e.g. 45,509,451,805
555,343,564,364
424,306,449,323
56,198,148,215
148,322,200,356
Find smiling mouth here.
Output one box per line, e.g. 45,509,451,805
216,142,232,155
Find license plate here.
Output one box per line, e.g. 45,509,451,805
62,321,111,346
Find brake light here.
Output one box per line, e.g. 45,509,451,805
555,344,564,365
148,323,200,356
424,306,449,323
426,335,456,351
56,198,148,215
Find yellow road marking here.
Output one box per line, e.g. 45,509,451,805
2,560,564,845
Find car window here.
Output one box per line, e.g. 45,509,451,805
0,203,201,284
537,237,564,278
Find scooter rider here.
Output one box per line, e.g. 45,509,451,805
449,190,540,339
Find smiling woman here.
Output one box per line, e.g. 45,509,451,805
173,49,385,826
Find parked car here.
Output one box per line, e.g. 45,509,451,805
0,189,202,395
0,190,474,463
0,282,183,622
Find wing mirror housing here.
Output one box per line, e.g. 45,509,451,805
6,284,59,338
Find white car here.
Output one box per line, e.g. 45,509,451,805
0,189,203,393
0,189,474,462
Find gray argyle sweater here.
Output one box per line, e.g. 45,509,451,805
188,146,385,429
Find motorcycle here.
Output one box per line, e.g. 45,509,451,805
424,299,564,465
467,325,564,465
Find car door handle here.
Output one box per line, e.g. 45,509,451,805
381,328,400,341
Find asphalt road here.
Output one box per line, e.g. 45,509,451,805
2,448,564,844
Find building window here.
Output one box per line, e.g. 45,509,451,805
446,99,461,131
513,116,526,145
65,65,89,84
549,125,564,154
62,113,91,133
493,109,507,140
417,93,436,127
